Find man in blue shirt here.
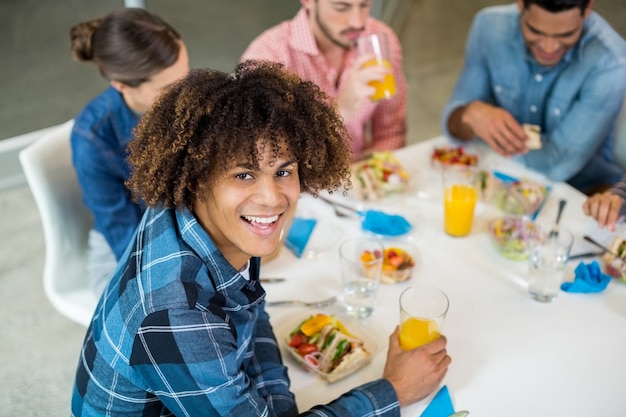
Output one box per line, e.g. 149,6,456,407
71,62,451,416
442,0,626,194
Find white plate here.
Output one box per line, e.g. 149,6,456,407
280,311,378,383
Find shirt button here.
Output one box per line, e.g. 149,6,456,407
494,85,503,93
535,74,543,82
554,108,561,116
530,105,538,113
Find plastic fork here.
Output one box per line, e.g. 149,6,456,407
548,199,567,238
266,296,337,308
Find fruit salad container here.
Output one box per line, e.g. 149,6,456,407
379,241,418,284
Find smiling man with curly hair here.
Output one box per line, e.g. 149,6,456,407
71,61,450,417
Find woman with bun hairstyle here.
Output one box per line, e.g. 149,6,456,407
69,8,189,295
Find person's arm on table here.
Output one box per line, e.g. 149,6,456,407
516,66,626,183
448,101,527,156
584,175,626,231
441,13,527,156
383,328,450,407
131,310,448,416
131,307,300,417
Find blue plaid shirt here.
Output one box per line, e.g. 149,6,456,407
71,207,399,416
442,4,626,192
71,86,144,259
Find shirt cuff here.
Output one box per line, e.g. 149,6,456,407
441,99,471,141
356,378,401,417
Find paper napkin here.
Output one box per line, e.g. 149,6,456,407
420,385,455,417
285,217,317,258
561,261,611,293
360,210,412,237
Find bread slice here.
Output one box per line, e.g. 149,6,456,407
523,123,542,150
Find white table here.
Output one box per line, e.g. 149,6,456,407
262,137,626,417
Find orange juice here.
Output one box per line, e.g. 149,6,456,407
444,184,477,237
362,58,397,101
399,317,440,350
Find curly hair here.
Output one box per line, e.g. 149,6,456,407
127,60,353,209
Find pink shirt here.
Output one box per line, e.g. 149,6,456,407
241,8,407,159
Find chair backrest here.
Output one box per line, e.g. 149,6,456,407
613,95,626,170
19,120,97,327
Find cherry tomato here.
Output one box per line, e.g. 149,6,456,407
297,343,318,356
289,333,306,348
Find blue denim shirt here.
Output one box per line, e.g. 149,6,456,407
71,206,400,417
71,86,144,259
442,4,626,192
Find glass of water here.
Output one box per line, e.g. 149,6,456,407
338,237,384,318
528,227,573,302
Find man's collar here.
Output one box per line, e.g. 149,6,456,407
175,207,252,296
290,7,321,56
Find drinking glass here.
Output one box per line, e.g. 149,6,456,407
443,165,477,237
528,227,573,302
338,237,384,319
356,33,397,101
399,285,449,350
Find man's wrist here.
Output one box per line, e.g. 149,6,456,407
449,104,475,141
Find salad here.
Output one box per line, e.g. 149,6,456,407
495,179,547,216
431,146,478,167
378,247,415,283
351,151,409,201
489,216,540,260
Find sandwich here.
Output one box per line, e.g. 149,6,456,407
286,314,371,382
603,236,626,282
523,123,542,150
351,151,409,201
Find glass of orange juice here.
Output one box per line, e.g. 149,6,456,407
443,165,477,237
356,33,397,101
399,285,449,351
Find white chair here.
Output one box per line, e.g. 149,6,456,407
19,120,98,327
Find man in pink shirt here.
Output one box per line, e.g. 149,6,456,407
241,0,407,159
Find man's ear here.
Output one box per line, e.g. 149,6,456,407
110,80,128,93
583,0,594,19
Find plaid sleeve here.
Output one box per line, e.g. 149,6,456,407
610,175,626,200
130,308,283,417
244,304,298,416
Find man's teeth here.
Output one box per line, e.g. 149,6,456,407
242,215,279,224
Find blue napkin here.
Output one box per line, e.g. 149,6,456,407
360,210,412,237
285,217,317,258
420,385,455,417
561,261,611,293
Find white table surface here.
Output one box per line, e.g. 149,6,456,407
261,136,626,417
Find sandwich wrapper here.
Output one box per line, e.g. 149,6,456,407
360,210,412,237
420,385,455,417
285,217,317,258
561,261,611,293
